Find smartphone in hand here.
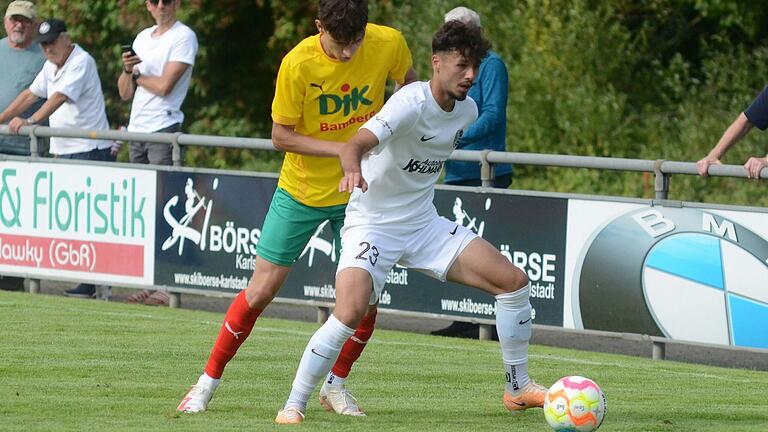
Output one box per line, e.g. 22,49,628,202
121,44,136,56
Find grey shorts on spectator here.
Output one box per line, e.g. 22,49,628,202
129,123,181,165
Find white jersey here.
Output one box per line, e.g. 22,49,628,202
128,21,197,132
29,44,111,155
345,81,477,229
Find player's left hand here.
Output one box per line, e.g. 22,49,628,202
339,172,368,193
338,143,368,192
743,156,768,179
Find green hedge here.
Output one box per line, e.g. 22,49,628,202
3,0,767,205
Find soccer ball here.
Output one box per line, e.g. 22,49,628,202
543,376,607,432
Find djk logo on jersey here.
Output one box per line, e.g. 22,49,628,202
574,206,768,349
319,84,372,116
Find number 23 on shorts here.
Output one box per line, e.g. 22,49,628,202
355,241,379,266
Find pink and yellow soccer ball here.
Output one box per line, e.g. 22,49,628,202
543,376,607,432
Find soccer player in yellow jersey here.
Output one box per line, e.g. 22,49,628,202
177,0,416,416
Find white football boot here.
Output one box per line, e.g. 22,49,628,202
319,381,366,416
177,374,219,413
275,406,305,424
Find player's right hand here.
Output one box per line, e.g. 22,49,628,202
696,156,721,176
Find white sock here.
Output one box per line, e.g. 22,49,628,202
495,284,532,395
326,372,347,387
505,363,530,395
285,315,355,410
198,373,220,390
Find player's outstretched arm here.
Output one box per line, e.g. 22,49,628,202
698,112,754,176
339,128,379,193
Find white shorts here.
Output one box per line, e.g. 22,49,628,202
337,216,477,304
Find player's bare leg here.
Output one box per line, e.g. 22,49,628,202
447,237,547,414
276,268,373,423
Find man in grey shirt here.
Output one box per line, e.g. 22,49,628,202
0,1,45,156
0,1,44,291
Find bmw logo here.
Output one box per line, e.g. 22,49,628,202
573,206,768,349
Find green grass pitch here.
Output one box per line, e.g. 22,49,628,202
1,290,766,431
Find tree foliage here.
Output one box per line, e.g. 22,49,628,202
3,0,768,205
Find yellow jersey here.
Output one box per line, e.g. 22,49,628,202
271,23,413,207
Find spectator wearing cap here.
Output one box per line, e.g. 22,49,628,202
117,0,198,306
0,1,46,156
0,18,115,299
0,18,113,157
0,1,46,292
433,6,512,339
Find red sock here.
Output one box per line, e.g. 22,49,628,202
204,291,262,379
331,308,378,378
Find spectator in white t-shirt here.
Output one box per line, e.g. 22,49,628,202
0,18,115,299
118,0,197,165
0,18,112,159
117,0,197,306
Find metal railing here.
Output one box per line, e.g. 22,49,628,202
2,124,275,166
3,125,765,199
2,125,766,362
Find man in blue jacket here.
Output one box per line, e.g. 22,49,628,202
435,6,511,338
442,6,512,189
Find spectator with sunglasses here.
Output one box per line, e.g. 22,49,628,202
115,0,197,305
118,0,197,165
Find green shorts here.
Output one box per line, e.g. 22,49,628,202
256,187,346,266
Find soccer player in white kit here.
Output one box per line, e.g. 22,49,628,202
275,20,547,424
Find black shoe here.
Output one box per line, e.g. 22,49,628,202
431,321,499,340
431,321,477,338
64,284,96,298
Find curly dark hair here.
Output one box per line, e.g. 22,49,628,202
432,20,490,68
318,0,368,44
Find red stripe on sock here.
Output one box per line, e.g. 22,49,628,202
204,291,262,379
331,308,378,378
